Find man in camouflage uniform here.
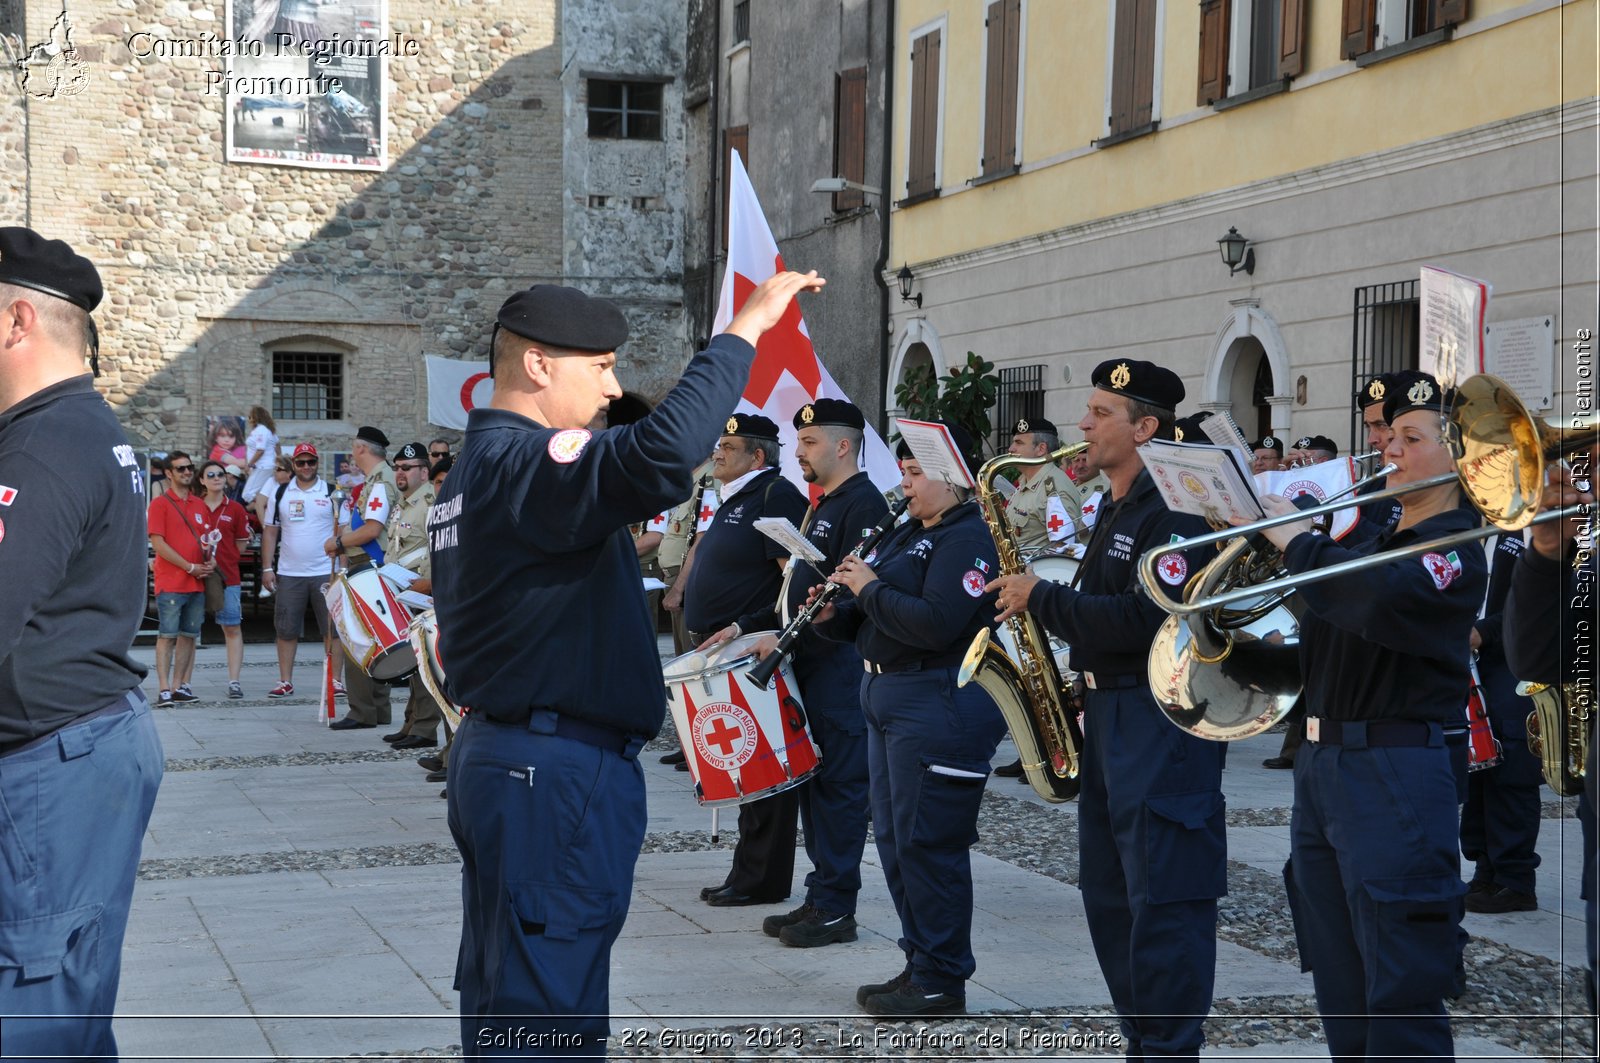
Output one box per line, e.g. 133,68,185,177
1005,417,1083,554
384,442,444,751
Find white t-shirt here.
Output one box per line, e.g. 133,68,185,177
246,424,277,471
264,478,336,577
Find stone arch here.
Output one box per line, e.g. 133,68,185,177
1201,303,1292,436
886,318,949,419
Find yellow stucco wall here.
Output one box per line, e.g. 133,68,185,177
891,0,1595,266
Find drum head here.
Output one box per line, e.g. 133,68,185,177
1029,555,1080,586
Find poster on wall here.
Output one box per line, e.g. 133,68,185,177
223,0,389,170
205,414,249,468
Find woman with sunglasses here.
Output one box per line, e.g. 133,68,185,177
198,461,252,698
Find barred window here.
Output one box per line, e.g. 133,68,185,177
995,364,1046,452
272,350,344,421
1350,278,1419,448
587,79,663,140
733,0,750,44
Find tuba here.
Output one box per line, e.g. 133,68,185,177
957,443,1087,803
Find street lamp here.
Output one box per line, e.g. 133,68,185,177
1217,226,1255,276
896,264,922,309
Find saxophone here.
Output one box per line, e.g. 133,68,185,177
1522,677,1592,798
957,443,1088,803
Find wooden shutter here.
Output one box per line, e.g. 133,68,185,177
907,30,941,199
1108,0,1138,133
1341,0,1375,58
982,0,1021,175
1196,0,1230,105
1131,0,1157,128
721,125,748,249
1432,0,1468,28
833,67,867,211
1278,0,1306,77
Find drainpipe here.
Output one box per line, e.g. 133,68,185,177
873,0,894,436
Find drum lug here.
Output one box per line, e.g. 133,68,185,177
782,694,807,731
733,777,744,798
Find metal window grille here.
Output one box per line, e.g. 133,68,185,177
587,80,663,140
271,350,343,421
733,0,750,44
995,364,1046,451
1349,278,1419,450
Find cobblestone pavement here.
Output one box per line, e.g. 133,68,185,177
112,642,1594,1061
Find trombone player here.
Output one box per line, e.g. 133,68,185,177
989,359,1220,1059
1244,370,1484,1059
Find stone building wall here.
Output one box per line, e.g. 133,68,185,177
5,0,687,457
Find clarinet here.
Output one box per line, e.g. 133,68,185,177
746,495,910,689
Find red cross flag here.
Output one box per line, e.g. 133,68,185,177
426,355,494,430
715,151,902,499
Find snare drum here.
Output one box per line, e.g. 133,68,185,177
1466,659,1502,772
325,568,417,681
405,610,463,730
661,632,821,807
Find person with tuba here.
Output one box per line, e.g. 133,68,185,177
1245,370,1485,1059
810,421,1005,1018
989,359,1220,1059
1504,440,1598,1032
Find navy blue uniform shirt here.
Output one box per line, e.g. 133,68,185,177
1027,469,1212,680
821,500,998,668
0,375,148,751
428,335,756,736
681,467,808,635
1282,503,1487,723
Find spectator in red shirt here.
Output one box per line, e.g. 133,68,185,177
198,460,252,699
146,451,211,705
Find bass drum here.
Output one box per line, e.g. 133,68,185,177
405,610,463,730
994,553,1078,679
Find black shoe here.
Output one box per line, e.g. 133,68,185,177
675,759,689,772
1466,878,1495,896
856,966,912,1007
993,758,1024,778
382,731,409,743
863,982,965,1019
440,788,447,799
1466,887,1537,914
700,883,730,901
780,909,857,948
660,749,687,765
763,903,815,938
1262,756,1294,769
425,769,447,783
393,734,437,750
705,886,785,907
328,717,375,730
417,754,445,772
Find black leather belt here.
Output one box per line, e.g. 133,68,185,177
863,654,964,675
1305,717,1440,748
1081,670,1142,691
476,709,639,757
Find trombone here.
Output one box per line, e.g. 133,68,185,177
1140,373,1597,617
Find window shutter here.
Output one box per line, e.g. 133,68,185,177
722,125,748,249
1109,0,1138,133
1433,0,1468,27
1131,0,1157,128
1341,0,1375,58
983,2,1005,174
1278,0,1306,77
1000,0,1021,167
833,67,867,211
908,30,940,198
1196,0,1230,105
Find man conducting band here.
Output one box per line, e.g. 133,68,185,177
428,271,823,1058
989,359,1220,1059
685,412,809,907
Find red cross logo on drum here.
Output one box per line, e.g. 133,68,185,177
692,702,760,771
1047,513,1065,534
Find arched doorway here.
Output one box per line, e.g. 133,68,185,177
1203,303,1290,437
887,319,948,421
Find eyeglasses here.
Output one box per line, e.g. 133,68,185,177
293,458,318,467
429,451,449,459
170,464,194,473
203,471,225,479
396,462,428,472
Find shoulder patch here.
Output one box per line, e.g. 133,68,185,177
961,569,987,598
1420,551,1458,590
547,429,592,464
1156,552,1188,586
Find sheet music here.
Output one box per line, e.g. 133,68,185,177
894,418,976,490
377,563,419,589
1140,439,1265,524
397,589,433,611
752,517,826,564
1420,265,1490,389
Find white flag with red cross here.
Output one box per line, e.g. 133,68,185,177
713,151,902,500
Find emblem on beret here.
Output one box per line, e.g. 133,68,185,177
1016,418,1029,433
1262,436,1277,449
1407,379,1434,404
1367,379,1386,401
800,404,815,424
1174,426,1184,442
1109,363,1132,390
726,416,739,434
1295,437,1311,450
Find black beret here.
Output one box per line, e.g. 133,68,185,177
795,398,864,431
723,412,781,440
356,425,389,449
1383,371,1454,426
1253,435,1284,454
1011,416,1057,437
1174,412,1214,445
1090,358,1184,412
395,442,427,462
496,284,630,352
1356,372,1396,410
1305,435,1338,453
0,226,102,312
895,420,978,481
